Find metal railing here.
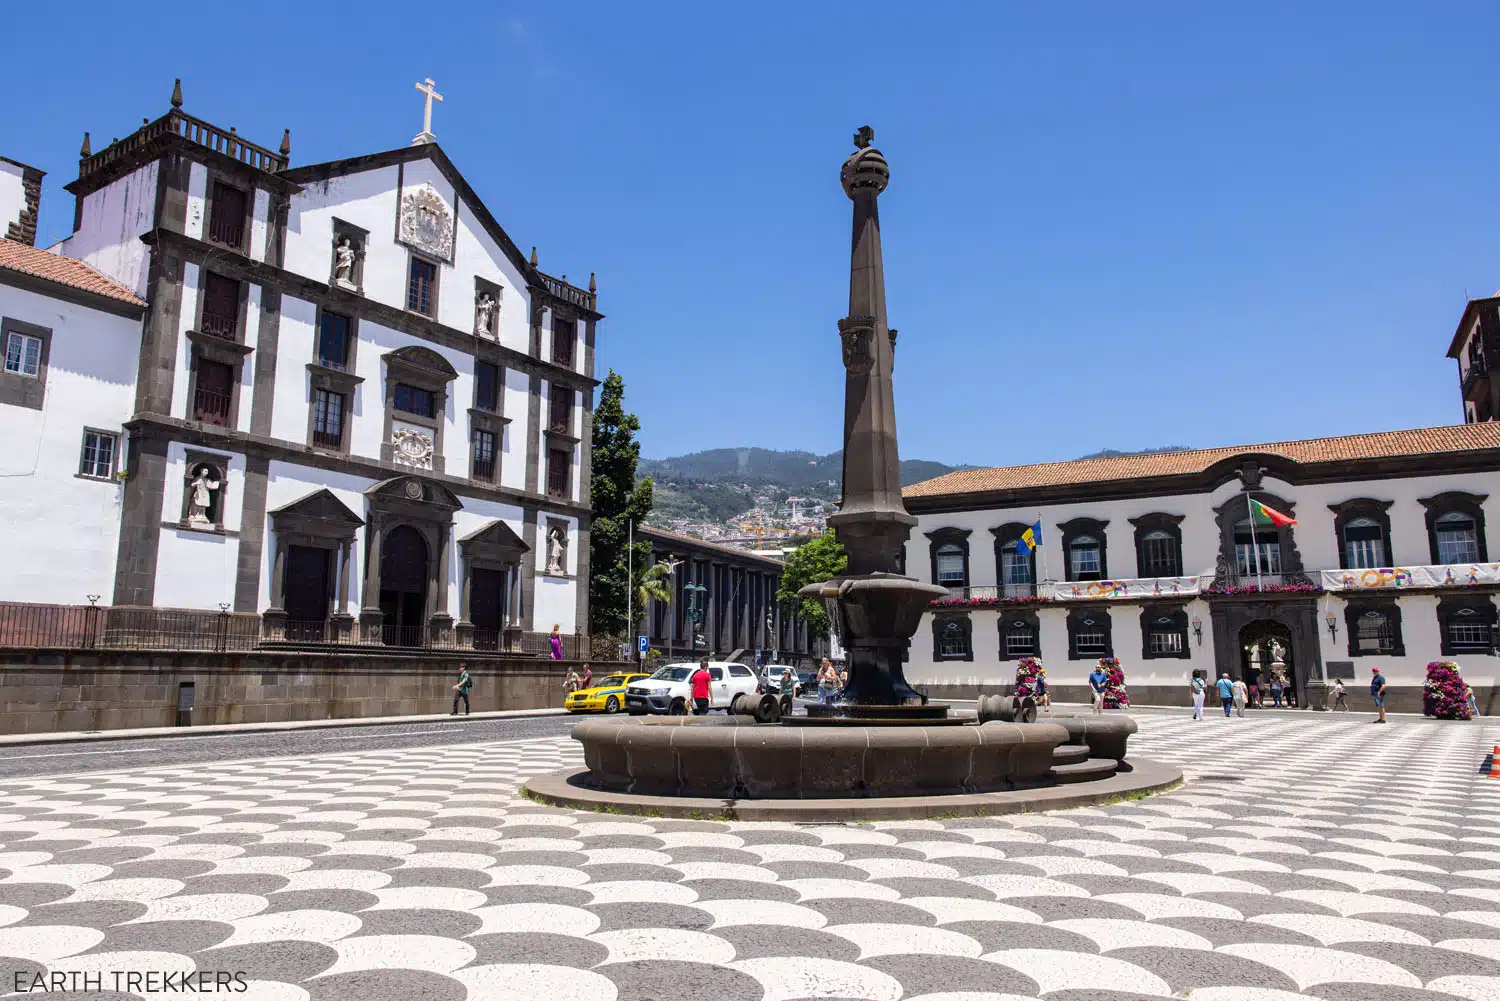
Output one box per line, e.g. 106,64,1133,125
193,387,232,425
0,602,596,658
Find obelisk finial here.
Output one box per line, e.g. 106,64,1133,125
170,78,183,109
79,132,92,158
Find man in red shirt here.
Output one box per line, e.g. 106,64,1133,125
689,660,712,715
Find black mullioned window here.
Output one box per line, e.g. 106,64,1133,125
475,361,499,412
394,383,435,418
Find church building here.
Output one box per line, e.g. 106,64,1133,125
902,311,1500,714
0,79,599,654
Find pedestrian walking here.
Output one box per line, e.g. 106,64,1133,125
1232,677,1249,717
1088,663,1109,714
579,663,593,691
451,666,472,716
817,658,839,705
564,667,582,694
1331,677,1349,712
1370,666,1388,724
548,624,564,661
689,660,713,715
1037,669,1051,714
1216,672,1234,717
1466,684,1480,718
1270,675,1283,708
1190,673,1206,720
1248,680,1259,710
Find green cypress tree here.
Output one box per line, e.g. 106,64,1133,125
589,370,654,639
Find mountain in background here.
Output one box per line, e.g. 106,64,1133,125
1074,445,1194,460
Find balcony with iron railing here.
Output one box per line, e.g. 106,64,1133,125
193,388,232,425
77,109,289,183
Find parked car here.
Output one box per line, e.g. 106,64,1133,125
566,672,650,714
625,661,760,715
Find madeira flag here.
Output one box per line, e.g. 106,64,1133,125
1250,498,1297,528
1014,520,1043,554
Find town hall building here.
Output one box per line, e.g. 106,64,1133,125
0,79,599,657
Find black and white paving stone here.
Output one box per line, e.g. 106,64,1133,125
1,714,1498,1001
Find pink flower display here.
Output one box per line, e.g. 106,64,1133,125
1013,657,1044,699
1422,660,1473,720
1098,656,1130,708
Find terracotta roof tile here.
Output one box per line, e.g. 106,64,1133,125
903,423,1500,500
0,239,145,308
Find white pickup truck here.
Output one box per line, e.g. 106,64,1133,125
624,661,761,715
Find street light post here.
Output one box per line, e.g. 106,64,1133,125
683,583,708,656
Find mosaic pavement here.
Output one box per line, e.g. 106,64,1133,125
2,715,1499,1001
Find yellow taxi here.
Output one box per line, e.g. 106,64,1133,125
566,672,650,714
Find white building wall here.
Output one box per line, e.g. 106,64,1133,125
184,163,207,242
237,286,262,433
249,189,271,263
500,368,529,491
0,161,27,238
451,498,527,620
170,263,200,420
263,460,376,612
56,160,158,298
272,295,319,444
532,511,579,634
152,444,245,610
0,284,140,604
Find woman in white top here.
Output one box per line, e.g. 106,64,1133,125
1231,678,1249,717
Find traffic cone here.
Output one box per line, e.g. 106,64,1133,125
1490,746,1500,779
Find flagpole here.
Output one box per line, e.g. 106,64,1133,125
1244,487,1263,590
1036,514,1049,594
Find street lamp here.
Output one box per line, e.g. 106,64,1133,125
683,583,708,654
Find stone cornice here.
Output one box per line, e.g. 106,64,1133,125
140,228,600,391
123,411,592,519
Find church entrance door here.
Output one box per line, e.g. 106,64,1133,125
284,545,331,640
1239,620,1296,707
380,525,428,647
470,567,507,651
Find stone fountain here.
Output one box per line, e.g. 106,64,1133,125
522,129,1177,820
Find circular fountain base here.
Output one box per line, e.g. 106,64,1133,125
797,702,959,724
520,713,1180,821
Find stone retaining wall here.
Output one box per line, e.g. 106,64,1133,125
0,649,585,734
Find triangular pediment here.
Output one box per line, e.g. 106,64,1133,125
460,519,528,554
269,488,364,526
367,475,463,511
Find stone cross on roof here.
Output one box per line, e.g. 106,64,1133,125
412,77,444,146
853,125,875,149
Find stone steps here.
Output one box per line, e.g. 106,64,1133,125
1050,757,1119,784
1050,744,1091,766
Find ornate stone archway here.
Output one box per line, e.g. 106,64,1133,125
1209,596,1323,705
358,475,462,645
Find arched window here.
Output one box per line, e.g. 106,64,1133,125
1436,511,1481,565
1005,618,1037,657
1139,529,1180,577
935,543,965,585
1343,517,1386,569
1069,535,1102,581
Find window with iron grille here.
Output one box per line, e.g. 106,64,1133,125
317,311,351,370
549,385,572,433
935,544,965,585
1069,536,1101,580
78,430,117,480
1005,619,1037,657
1147,624,1184,655
192,358,234,426
200,272,239,340
1436,512,1481,564
472,429,496,481
312,389,345,449
553,318,576,367
407,257,438,315
1343,517,1386,569
1447,609,1492,651
1139,530,1180,577
1068,611,1111,659
1355,610,1394,654
475,361,499,412
393,382,435,418
547,448,570,498
937,618,971,659
207,182,246,248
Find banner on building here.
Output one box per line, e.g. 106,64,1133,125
1320,565,1500,591
1048,576,1204,601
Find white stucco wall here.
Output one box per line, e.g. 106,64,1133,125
906,465,1500,693
56,161,158,298
152,444,244,610
249,188,270,263
532,511,579,634
0,161,27,239
500,368,529,491
272,294,319,443
263,461,375,612
184,163,207,242
0,282,140,603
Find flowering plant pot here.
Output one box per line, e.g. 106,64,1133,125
1098,655,1130,708
1422,660,1473,720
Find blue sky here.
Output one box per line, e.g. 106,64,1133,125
8,3,1499,468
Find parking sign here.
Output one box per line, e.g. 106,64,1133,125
637,635,649,656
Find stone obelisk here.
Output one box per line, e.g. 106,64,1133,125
801,127,948,720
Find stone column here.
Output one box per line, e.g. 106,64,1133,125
332,540,354,642
261,531,288,641
455,551,474,650
431,523,454,645
360,517,384,642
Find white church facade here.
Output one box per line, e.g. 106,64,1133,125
0,80,599,654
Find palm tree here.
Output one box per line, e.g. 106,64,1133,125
632,559,674,636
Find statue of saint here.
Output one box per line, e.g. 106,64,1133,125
188,466,221,525
475,291,497,336
333,238,357,285
545,525,567,575
1269,638,1287,666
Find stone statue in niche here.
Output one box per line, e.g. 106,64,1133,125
1269,638,1287,667
1248,641,1262,670
333,237,358,288
475,291,497,337
546,524,568,575
187,465,221,525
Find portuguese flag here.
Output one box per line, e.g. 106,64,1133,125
1250,498,1297,528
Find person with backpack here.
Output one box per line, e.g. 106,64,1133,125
451,666,472,716
1371,667,1388,723
1190,673,1206,720
1216,672,1235,717
1331,677,1349,712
